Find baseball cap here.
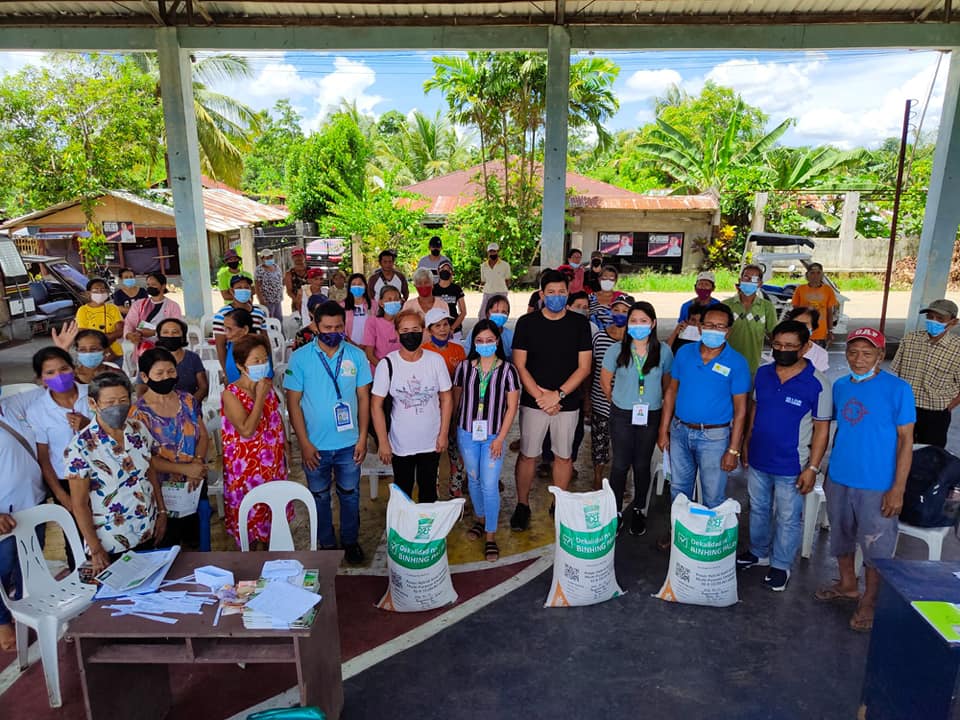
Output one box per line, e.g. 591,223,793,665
424,307,450,328
229,272,252,287
846,327,885,349
257,248,274,258
429,236,443,248
611,294,634,310
307,267,324,279
920,299,959,318
291,247,306,257
224,249,239,261
487,242,499,252
696,271,716,285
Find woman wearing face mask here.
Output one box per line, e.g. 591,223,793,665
221,334,289,549
112,268,147,317
131,348,210,548
136,318,208,402
404,267,447,319
371,309,453,503
589,265,626,330
433,261,466,342
362,285,403,372
76,278,125,362
254,249,285,322
65,373,167,574
344,273,374,346
123,272,183,364
73,329,123,384
452,321,520,561
784,307,829,372
484,295,513,359
600,301,673,536
221,309,273,384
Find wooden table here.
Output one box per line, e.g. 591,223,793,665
68,551,344,720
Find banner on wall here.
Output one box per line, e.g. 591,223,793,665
103,221,137,243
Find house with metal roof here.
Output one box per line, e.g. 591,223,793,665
0,187,288,276
401,162,720,273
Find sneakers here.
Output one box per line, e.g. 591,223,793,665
763,567,791,592
735,551,770,569
510,503,531,531
629,507,646,536
343,543,365,565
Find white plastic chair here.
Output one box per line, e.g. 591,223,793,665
204,359,225,405
200,313,216,339
264,317,283,337
266,328,286,366
1,382,39,397
801,483,829,559
896,522,951,561
0,505,96,707
202,400,222,459
206,468,225,518
186,323,204,350
238,480,317,551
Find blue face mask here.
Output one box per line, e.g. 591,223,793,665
350,285,365,298
628,324,652,341
489,313,508,328
610,313,628,328
926,319,948,337
264,259,275,267
739,281,759,296
476,342,497,358
384,301,402,316
543,295,568,313
233,288,252,303
430,335,448,348
246,363,270,381
77,351,104,369
568,261,580,269
849,366,877,382
701,329,727,349
122,278,137,288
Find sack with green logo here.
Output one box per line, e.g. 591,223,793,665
377,484,465,612
654,493,741,607
545,479,624,607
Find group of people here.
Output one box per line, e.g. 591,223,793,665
2,244,957,650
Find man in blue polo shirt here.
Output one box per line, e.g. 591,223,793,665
285,301,372,565
660,303,751,514
737,320,832,591
814,327,914,633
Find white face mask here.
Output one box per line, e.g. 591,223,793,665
90,292,109,304
599,279,615,292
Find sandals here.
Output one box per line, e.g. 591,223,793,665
484,541,499,562
849,609,874,633
466,521,484,541
814,585,861,602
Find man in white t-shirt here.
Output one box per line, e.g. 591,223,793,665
479,242,511,318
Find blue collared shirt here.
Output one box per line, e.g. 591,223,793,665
672,342,751,425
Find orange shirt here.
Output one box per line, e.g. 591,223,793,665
423,340,466,378
791,284,838,340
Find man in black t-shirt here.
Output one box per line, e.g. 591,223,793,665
510,269,593,530
432,260,466,340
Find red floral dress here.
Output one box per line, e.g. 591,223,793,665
221,383,289,546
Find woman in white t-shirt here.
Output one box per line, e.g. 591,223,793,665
371,308,453,503
344,272,375,345
785,306,830,372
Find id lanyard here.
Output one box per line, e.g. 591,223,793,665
631,349,646,396
319,347,345,400
476,362,497,418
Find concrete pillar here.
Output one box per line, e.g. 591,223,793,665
351,233,364,275
838,191,860,271
239,226,256,276
751,192,768,233
908,50,960,331
156,27,212,320
540,25,571,270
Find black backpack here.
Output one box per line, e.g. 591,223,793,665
382,356,394,432
900,446,960,527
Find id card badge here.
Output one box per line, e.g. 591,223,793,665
472,419,489,441
334,402,354,432
631,403,649,426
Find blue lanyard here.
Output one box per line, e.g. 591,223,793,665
318,347,344,400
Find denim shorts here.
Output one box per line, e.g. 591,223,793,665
824,478,898,567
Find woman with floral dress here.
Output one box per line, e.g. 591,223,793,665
220,334,289,548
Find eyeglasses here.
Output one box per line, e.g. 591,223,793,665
701,323,729,330
771,342,803,351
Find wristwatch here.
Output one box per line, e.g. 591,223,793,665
726,448,740,456
558,389,567,400
807,465,821,474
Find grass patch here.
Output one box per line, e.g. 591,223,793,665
616,270,890,293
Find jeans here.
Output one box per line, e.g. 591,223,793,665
458,429,505,533
0,536,20,625
609,407,661,512
392,452,440,503
747,468,803,571
669,418,730,509
304,445,362,547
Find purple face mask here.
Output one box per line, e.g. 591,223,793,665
45,371,75,393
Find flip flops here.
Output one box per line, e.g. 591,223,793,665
814,586,861,602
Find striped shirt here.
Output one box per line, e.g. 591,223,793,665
452,359,521,435
212,303,268,335
590,330,620,417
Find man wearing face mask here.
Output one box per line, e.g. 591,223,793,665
416,236,452,282
737,321,832,592
724,264,778,376
890,299,960,448
509,269,593,530
285,301,372,564
217,249,252,302
584,251,604,293
213,275,268,369
479,242,511,319
669,271,720,349
660,304,750,515
815,328,914,633
433,261,466,342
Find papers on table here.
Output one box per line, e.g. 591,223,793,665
261,559,303,583
245,581,322,627
95,546,181,600
162,480,202,518
104,590,217,624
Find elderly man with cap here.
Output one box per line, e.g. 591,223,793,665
254,248,285,322
217,249,252,302
668,270,720,349
284,247,309,310
479,242,511,318
890,298,960,447
367,248,409,302
815,327,914,632
417,236,452,282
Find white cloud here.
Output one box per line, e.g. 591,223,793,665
619,68,682,103
308,56,384,128
0,51,46,77
706,57,822,114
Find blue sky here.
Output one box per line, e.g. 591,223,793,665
0,48,949,149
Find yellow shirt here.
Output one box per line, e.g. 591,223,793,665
76,303,123,357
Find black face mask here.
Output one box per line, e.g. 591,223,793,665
147,287,162,297
438,269,452,281
430,248,441,256
147,377,178,395
398,332,422,351
592,260,602,268
226,261,239,270
772,349,800,367
156,336,186,351
489,254,498,261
